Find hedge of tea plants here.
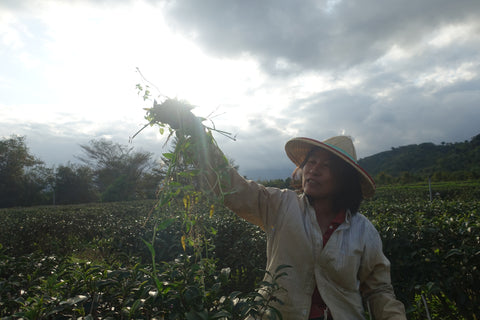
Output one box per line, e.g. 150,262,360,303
363,194,480,318
1,182,479,319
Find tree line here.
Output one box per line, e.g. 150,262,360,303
2,133,480,208
358,133,480,183
0,135,163,208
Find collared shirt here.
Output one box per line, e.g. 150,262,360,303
219,168,407,320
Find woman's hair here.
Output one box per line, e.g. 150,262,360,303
291,147,363,214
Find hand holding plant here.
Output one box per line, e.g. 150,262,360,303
147,99,205,138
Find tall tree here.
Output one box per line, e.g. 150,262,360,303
0,135,44,207
55,163,98,204
78,139,161,202
21,164,54,206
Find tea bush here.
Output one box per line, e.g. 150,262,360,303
1,183,479,319
362,188,480,319
0,245,286,319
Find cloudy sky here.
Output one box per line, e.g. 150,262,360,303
1,0,479,180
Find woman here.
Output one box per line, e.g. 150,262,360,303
156,105,406,319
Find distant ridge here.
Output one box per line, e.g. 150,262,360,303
358,133,480,180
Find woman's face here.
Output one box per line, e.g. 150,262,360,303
302,149,337,200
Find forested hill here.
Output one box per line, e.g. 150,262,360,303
358,133,480,180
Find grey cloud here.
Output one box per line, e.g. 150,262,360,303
218,115,295,180
0,0,28,10
164,0,480,74
358,78,480,156
0,119,168,168
0,122,89,167
231,68,480,165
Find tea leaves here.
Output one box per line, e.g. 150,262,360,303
1,184,479,319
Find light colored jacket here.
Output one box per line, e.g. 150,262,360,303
219,168,407,320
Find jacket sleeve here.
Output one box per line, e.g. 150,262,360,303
358,225,407,320
191,130,284,229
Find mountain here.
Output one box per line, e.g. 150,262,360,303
358,133,480,180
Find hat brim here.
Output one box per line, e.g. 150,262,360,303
285,137,376,199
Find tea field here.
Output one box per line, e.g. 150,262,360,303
1,181,479,319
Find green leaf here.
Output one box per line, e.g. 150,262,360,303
163,152,175,161
142,238,156,259
444,248,463,259
156,217,175,231
60,295,88,306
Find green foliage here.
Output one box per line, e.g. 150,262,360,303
0,244,286,319
78,139,162,202
362,187,480,319
55,163,98,204
1,182,479,319
0,136,165,208
0,135,47,207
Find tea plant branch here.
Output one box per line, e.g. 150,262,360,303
132,97,237,264
129,83,287,319
421,293,432,320
135,67,163,101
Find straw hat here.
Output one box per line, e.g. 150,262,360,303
284,136,376,198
